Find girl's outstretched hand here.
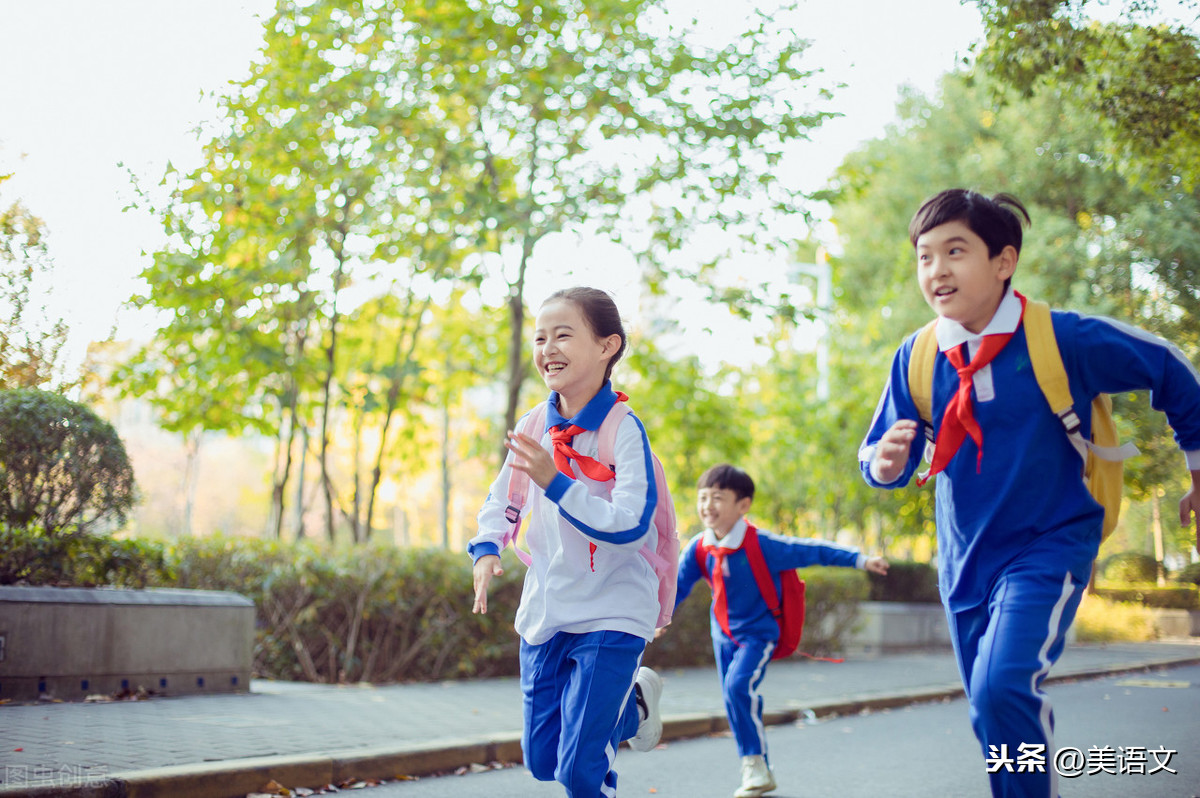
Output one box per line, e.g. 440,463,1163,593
505,430,559,489
473,554,503,615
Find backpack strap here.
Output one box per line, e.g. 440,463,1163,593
1024,300,1138,463
907,320,940,482
742,525,782,621
595,391,631,467
908,319,939,429
504,402,548,565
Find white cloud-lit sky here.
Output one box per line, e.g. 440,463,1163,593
0,0,983,373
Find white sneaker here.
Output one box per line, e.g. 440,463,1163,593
734,754,777,797
628,666,663,752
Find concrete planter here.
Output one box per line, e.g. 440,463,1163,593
0,585,254,702
838,600,952,654
1147,608,1200,638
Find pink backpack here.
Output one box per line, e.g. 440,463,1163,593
503,398,680,629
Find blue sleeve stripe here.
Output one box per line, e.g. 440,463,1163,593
561,413,657,545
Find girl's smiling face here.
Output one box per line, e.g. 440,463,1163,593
533,299,621,415
916,220,1017,334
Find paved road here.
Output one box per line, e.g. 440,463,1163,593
2,642,1198,797
346,663,1200,798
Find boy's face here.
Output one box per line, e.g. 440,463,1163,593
697,486,752,537
916,220,1016,334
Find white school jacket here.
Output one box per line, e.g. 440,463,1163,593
468,384,660,645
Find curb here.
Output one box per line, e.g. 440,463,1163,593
5,655,1198,798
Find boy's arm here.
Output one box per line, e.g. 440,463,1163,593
1071,315,1200,554
761,532,864,571
860,338,927,488
673,535,703,608
1182,469,1200,554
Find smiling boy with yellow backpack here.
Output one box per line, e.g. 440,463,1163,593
859,189,1200,798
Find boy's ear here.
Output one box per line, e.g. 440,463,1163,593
995,245,1018,282
736,496,753,516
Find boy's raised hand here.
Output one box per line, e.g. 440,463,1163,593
472,554,503,615
872,419,919,484
864,556,889,576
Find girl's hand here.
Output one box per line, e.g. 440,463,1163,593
864,556,889,576
473,555,503,615
505,431,559,489
872,420,919,484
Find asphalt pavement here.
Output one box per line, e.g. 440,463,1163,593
1,640,1198,798
346,661,1200,798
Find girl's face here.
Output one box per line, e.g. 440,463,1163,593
916,220,1016,334
533,299,620,402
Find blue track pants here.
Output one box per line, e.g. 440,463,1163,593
947,568,1084,798
520,630,645,798
713,634,775,759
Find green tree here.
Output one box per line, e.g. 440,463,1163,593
127,0,473,540
0,177,70,391
399,0,838,438
0,389,135,535
972,0,1200,190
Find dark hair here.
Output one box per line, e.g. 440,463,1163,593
908,189,1031,257
542,287,627,382
697,463,755,501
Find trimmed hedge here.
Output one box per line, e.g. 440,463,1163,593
1093,585,1200,611
867,560,940,603
11,532,872,684
0,525,169,587
1099,552,1160,584
1174,562,1200,587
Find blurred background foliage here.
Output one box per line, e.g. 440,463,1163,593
2,0,1199,677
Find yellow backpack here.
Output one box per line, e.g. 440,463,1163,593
907,299,1138,540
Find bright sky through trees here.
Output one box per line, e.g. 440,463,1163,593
0,0,983,372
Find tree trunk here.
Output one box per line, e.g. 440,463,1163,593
501,234,536,461
319,235,349,543
440,396,451,549
181,431,200,536
364,294,429,539
1152,491,1166,587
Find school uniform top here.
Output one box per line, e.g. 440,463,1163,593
674,518,865,643
468,382,660,646
859,288,1200,612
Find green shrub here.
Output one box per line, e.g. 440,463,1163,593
1093,585,1200,611
1074,595,1157,643
797,566,870,657
1099,552,1160,584
1173,562,1200,587
0,389,135,534
0,525,169,587
643,579,717,670
24,532,872,684
867,560,940,603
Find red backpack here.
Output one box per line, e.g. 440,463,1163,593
503,396,680,629
695,524,805,660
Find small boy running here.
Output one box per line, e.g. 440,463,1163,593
666,463,888,798
859,189,1200,797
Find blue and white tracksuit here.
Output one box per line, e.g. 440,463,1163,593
674,518,866,761
859,289,1200,798
468,382,660,798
